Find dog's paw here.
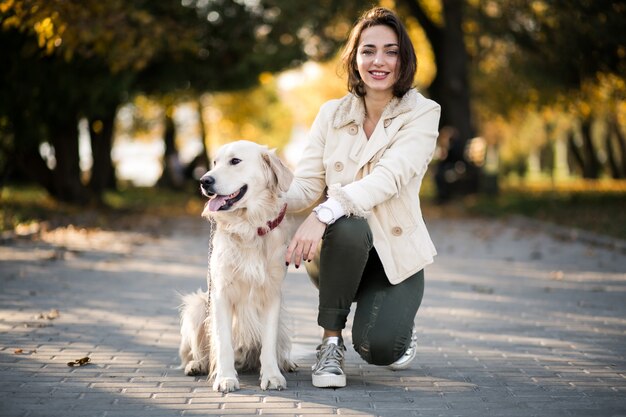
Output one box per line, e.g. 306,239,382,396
260,372,287,391
184,361,207,376
213,376,239,393
283,360,297,372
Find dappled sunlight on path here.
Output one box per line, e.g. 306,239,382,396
1,216,625,416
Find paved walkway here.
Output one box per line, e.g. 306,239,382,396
1,215,625,417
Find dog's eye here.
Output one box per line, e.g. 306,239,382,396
230,158,241,165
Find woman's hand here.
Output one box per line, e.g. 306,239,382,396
285,212,326,268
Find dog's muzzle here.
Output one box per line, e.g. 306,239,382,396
200,175,216,197
200,174,248,212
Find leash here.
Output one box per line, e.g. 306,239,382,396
205,218,215,330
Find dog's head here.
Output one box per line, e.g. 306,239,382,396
199,140,293,215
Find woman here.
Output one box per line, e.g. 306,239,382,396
284,6,441,388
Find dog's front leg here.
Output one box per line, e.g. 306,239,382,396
259,294,287,390
212,293,239,392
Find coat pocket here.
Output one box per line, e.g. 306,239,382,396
378,196,418,237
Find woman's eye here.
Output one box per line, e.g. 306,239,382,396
230,158,241,165
361,49,374,55
386,50,399,55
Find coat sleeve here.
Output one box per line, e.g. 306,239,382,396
284,100,337,213
328,101,441,216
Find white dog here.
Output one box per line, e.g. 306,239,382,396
178,140,295,392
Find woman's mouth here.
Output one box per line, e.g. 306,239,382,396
369,71,390,80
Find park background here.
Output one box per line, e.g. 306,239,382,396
0,0,625,239
1,2,626,416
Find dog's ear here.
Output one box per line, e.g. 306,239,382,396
262,150,293,193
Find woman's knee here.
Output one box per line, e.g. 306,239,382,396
352,326,408,366
324,216,372,250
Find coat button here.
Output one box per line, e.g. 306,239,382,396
334,161,344,171
384,119,392,128
391,226,402,236
348,125,358,135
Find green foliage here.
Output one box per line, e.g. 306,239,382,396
471,0,626,104
0,0,360,202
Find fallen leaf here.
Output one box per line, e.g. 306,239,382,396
67,356,91,367
551,270,564,280
34,309,60,320
45,309,60,320
14,349,23,354
471,285,494,294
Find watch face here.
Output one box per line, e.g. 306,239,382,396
319,210,332,223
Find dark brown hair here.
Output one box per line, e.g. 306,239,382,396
340,7,417,98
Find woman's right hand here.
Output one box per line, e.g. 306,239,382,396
285,212,326,268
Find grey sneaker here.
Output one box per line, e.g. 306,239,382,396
388,327,418,371
311,336,346,388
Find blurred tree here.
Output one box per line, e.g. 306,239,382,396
207,73,294,152
0,0,177,201
0,0,359,202
393,0,479,200
473,0,626,179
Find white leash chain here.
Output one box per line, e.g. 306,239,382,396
205,219,215,322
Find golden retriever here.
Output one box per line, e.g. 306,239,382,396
178,140,295,392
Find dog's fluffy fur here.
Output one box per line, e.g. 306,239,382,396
178,140,295,392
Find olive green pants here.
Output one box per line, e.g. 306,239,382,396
306,216,425,366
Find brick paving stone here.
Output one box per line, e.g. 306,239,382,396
1,217,625,416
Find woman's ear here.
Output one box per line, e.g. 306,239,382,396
262,150,293,193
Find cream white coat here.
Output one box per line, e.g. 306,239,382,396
286,89,441,284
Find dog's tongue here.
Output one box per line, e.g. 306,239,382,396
207,195,228,212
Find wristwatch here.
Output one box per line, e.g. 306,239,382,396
313,205,336,225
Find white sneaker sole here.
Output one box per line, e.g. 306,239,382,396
312,373,346,388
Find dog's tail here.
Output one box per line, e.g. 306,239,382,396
178,290,210,373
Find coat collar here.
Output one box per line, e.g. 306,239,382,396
332,88,418,129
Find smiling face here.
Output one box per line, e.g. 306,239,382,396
356,25,400,98
200,141,254,212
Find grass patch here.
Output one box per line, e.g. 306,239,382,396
0,184,205,233
2,180,625,240
460,180,626,240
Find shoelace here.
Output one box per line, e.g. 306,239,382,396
313,343,345,372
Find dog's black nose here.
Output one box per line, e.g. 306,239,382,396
200,175,215,188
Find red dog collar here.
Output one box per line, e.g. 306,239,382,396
257,203,288,237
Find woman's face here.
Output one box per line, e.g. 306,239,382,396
356,24,400,97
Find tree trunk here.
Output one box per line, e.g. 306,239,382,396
14,145,54,194
89,106,118,195
605,121,621,179
402,0,480,200
431,0,473,145
197,99,211,171
157,106,184,189
609,114,626,177
579,116,601,179
48,119,91,203
182,99,212,181
567,130,585,177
